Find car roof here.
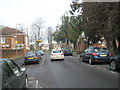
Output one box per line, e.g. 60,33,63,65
0,58,10,62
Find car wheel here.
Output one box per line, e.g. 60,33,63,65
37,60,40,64
89,58,93,65
110,60,117,71
24,62,27,65
80,57,84,62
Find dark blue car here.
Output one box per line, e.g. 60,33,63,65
80,46,112,65
24,51,41,65
109,55,120,71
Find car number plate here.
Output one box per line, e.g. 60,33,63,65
28,57,33,59
100,55,107,56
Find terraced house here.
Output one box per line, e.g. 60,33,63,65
0,26,29,59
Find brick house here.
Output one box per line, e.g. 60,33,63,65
0,26,29,59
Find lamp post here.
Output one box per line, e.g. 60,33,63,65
15,24,21,59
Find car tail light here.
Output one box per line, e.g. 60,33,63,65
51,54,55,56
92,53,97,56
59,53,64,55
109,53,112,56
35,56,38,59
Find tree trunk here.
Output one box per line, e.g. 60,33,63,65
66,40,69,47
117,37,120,54
73,42,77,51
106,38,118,55
112,38,118,54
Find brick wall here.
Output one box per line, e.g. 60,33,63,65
1,50,27,59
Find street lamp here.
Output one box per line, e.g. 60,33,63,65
15,24,21,59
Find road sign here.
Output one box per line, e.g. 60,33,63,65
15,41,18,44
36,40,42,42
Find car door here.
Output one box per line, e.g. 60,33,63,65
82,49,88,61
2,61,17,88
84,48,93,61
7,60,26,88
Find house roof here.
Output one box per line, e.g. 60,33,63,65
0,27,23,35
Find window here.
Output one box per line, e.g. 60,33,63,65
7,60,21,74
53,50,62,53
88,49,94,52
2,61,14,84
84,49,88,53
1,37,6,43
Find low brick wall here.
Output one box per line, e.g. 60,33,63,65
1,49,26,59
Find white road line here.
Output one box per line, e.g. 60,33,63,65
111,71,117,75
102,68,106,71
97,67,102,69
40,86,42,88
35,80,39,88
36,80,39,84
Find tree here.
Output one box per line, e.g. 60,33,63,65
70,1,120,54
46,26,53,50
30,18,45,50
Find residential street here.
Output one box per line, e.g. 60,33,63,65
22,52,119,88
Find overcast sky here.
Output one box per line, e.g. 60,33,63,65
0,0,83,44
0,0,75,29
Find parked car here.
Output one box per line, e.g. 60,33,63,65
63,47,73,56
80,46,112,65
24,51,41,65
51,49,64,61
38,50,44,55
0,58,28,89
109,55,120,71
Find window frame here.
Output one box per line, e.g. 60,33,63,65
1,37,6,44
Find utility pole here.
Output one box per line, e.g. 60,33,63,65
15,24,21,59
16,24,18,59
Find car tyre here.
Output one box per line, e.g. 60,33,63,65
89,58,93,65
51,59,53,61
24,62,27,65
37,61,40,64
110,60,117,71
80,57,84,62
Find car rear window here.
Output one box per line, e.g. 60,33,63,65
53,50,62,53
26,52,36,56
94,48,108,52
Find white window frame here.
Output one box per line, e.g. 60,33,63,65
1,37,6,43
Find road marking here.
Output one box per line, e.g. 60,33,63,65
28,80,39,88
28,77,35,80
40,86,42,88
111,71,117,75
35,80,39,88
97,67,102,69
102,68,106,71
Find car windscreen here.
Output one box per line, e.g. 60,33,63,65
94,48,108,52
64,48,72,50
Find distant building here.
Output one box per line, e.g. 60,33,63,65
0,26,29,59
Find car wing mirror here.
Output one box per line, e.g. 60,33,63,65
14,70,20,76
21,68,26,72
